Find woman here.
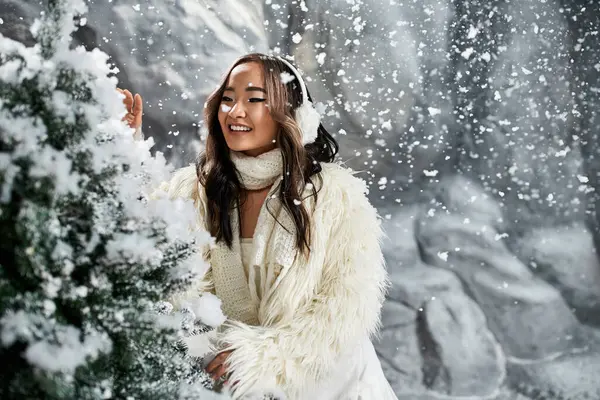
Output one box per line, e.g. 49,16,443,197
122,53,397,400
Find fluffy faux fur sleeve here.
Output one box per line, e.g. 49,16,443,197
153,164,215,309
219,165,390,398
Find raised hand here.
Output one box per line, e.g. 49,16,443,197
117,88,143,130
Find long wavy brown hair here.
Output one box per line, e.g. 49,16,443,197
196,53,339,255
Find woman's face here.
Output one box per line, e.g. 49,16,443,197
218,62,279,157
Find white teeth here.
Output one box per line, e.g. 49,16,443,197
230,125,251,132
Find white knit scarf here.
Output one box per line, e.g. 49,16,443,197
229,148,283,190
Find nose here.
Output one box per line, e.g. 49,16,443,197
229,101,247,118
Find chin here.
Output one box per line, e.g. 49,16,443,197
225,137,254,152
226,139,276,156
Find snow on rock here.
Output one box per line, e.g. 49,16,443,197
415,175,591,360
422,292,505,396
0,0,268,166
507,350,600,400
510,223,600,327
379,206,504,398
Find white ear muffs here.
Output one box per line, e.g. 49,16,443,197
277,56,321,145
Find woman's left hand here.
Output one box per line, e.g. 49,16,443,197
206,350,233,381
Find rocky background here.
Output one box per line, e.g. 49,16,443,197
2,0,600,398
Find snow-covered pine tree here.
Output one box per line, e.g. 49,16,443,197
0,0,225,398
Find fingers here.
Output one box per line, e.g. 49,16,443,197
205,351,231,380
122,89,134,112
116,88,142,128
205,353,225,373
206,361,225,380
213,363,227,380
205,359,218,374
133,93,143,115
133,93,143,127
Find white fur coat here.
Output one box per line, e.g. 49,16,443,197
161,162,393,399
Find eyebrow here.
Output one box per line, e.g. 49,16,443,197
224,86,267,93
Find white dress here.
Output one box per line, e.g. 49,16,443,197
239,238,397,400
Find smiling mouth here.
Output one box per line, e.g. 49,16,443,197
228,124,252,133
